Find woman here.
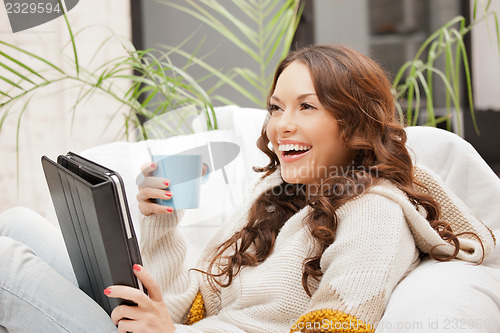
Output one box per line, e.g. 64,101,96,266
0,45,494,332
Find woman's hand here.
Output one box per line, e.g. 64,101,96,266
136,162,208,216
137,162,173,216
106,264,175,333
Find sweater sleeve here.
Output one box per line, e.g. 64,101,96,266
139,210,253,332
291,192,420,332
139,210,202,323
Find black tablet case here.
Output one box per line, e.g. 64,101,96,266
41,152,146,315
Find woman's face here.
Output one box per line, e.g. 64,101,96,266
266,61,355,185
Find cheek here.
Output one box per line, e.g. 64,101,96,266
321,139,353,167
266,119,276,142
309,123,348,164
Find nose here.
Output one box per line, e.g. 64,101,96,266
275,109,297,134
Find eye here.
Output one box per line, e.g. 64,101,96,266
300,102,317,111
267,103,282,114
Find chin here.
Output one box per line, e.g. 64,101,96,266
280,168,309,184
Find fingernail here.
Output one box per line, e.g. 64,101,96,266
165,191,172,197
166,207,173,213
133,264,142,272
103,288,112,296
163,180,169,187
151,162,156,168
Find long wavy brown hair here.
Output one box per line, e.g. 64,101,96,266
201,44,468,296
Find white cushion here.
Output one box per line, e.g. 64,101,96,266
379,259,500,332
376,126,500,332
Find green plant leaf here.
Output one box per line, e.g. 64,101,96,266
0,51,47,83
281,0,303,59
0,106,12,132
493,11,500,58
0,90,12,99
392,60,414,90
422,65,461,116
160,0,260,60
235,1,260,22
407,76,421,126
205,1,259,43
425,42,438,125
213,95,238,106
415,71,434,127
160,44,262,106
158,0,302,108
0,41,65,75
452,29,477,134
0,75,25,91
60,0,79,77
264,10,292,64
233,67,263,91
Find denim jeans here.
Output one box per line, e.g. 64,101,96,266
0,207,117,332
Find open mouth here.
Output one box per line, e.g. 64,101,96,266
278,143,312,157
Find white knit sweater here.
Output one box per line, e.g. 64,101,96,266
139,165,495,332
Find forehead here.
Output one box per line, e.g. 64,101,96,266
273,61,315,96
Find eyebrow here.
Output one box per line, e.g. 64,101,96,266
270,93,317,103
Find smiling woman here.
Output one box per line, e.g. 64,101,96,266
0,44,495,332
156,45,492,331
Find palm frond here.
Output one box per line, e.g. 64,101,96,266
160,0,302,107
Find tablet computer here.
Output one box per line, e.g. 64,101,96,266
41,152,146,315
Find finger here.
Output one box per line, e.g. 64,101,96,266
137,188,172,202
111,304,142,325
136,188,173,216
139,176,170,190
138,200,173,216
104,286,150,307
117,319,136,333
202,163,208,177
141,162,157,176
133,264,163,303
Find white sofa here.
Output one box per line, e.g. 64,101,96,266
73,105,500,332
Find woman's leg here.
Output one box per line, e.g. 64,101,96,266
0,207,75,284
0,236,117,332
0,207,117,331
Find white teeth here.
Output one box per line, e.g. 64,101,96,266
278,144,312,152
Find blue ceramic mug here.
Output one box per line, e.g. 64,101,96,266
152,154,203,209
